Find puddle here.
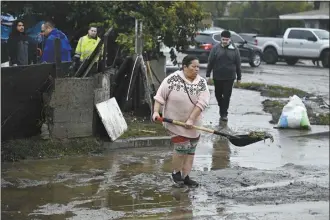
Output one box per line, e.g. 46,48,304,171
226,201,329,220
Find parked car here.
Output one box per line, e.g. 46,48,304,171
255,28,329,68
183,28,262,67
239,33,260,46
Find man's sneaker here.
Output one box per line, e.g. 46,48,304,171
184,175,199,187
171,171,184,185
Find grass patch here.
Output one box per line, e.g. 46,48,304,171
315,113,330,125
1,137,104,162
119,113,168,139
235,82,310,98
262,100,286,124
207,79,310,98
1,113,169,162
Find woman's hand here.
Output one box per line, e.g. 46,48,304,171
152,112,160,122
185,118,194,129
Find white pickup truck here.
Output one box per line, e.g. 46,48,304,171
256,28,329,68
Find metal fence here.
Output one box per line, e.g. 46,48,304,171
214,17,305,36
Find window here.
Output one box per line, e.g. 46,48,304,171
213,33,245,43
313,30,329,40
287,30,301,39
214,34,221,41
231,34,245,43
300,30,316,40
288,30,316,40
194,34,213,43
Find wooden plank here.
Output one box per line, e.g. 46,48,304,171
54,38,62,77
95,97,127,141
139,55,153,116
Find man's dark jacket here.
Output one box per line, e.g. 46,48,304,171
206,43,242,81
8,30,37,66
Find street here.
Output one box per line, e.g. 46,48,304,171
164,51,330,103
2,63,329,219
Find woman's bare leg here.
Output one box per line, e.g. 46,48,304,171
182,154,195,178
172,152,184,172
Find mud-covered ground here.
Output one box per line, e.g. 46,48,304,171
2,146,329,220
2,63,329,219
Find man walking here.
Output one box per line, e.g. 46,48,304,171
206,30,241,122
41,21,72,63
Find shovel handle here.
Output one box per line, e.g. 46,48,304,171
156,116,221,135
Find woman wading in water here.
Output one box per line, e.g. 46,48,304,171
153,55,210,187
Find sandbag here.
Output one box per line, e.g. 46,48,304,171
277,95,311,129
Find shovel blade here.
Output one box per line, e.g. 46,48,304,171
229,134,272,147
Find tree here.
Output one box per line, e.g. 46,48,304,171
1,1,208,54
198,1,228,19
98,1,209,53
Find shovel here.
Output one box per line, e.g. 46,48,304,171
156,117,273,147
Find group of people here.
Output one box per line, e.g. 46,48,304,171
153,30,241,187
7,20,101,68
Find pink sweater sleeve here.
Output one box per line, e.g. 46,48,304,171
154,78,170,105
196,79,210,111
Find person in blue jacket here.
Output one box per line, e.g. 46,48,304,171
40,21,72,63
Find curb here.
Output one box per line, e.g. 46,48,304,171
104,136,172,150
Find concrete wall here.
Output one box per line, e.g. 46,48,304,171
1,62,71,141
47,72,111,139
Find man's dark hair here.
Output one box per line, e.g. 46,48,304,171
44,21,55,29
182,55,199,68
10,20,25,36
221,30,231,38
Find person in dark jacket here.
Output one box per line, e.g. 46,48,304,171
206,30,241,122
41,21,72,63
8,20,37,66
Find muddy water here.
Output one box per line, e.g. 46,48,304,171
2,87,329,219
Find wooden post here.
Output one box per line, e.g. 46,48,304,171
54,38,62,77
135,19,143,54
135,19,139,54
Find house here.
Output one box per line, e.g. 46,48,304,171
279,2,329,30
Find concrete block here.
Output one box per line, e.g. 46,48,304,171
93,73,110,104
94,89,109,104
50,78,95,108
53,108,94,123
51,122,93,139
47,74,113,139
66,122,93,138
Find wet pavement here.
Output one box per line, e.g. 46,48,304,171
2,65,329,219
165,51,329,102
239,63,330,104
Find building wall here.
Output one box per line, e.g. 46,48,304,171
320,20,330,30
320,1,330,9
304,19,329,30
304,19,320,28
